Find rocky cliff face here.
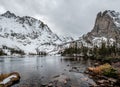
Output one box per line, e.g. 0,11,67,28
77,10,120,47
86,10,120,40
66,10,120,48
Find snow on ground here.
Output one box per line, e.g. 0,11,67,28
107,10,120,28
0,75,17,84
0,11,66,55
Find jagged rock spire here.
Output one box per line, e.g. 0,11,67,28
81,10,120,47
1,11,16,18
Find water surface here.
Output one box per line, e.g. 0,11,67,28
0,56,95,87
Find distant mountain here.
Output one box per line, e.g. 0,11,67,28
59,36,73,43
72,10,120,48
0,11,72,55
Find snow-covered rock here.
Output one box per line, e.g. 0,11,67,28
0,72,20,87
60,36,73,43
0,75,17,84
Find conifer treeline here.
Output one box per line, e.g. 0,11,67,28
62,42,120,60
0,45,25,55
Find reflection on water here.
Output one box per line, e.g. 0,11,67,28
0,56,95,87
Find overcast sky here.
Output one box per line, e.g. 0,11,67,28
0,0,120,38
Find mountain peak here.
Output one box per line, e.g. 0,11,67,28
92,10,120,36
1,11,16,18
97,10,120,19
5,11,11,14
81,10,120,46
0,11,66,55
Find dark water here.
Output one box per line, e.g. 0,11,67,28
0,56,95,87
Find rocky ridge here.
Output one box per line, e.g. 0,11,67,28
0,11,73,55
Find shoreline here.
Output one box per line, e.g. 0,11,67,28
85,61,120,87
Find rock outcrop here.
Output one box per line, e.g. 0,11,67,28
86,10,120,41
74,10,120,47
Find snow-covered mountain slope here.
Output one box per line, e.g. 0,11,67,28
0,11,64,55
59,36,73,43
71,10,120,48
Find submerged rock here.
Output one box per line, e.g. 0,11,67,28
44,75,72,87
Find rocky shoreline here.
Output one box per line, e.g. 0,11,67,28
85,62,120,87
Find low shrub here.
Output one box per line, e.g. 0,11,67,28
88,63,118,78
103,67,117,78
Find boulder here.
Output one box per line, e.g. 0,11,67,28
0,72,20,87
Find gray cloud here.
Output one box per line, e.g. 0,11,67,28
0,0,120,38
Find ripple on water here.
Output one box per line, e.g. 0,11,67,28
0,56,95,87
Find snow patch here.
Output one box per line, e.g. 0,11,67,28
0,75,17,84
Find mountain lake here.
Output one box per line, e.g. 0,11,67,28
0,56,96,87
